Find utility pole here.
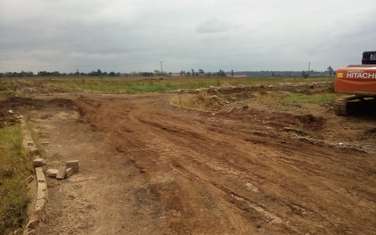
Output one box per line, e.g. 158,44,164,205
308,62,311,72
160,61,164,74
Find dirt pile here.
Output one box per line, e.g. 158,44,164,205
170,92,228,111
296,114,325,130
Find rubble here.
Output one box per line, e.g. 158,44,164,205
44,161,80,179
33,158,46,168
66,167,74,177
56,166,67,180
65,160,80,173
46,169,58,178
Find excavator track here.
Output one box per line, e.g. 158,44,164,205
334,98,348,116
334,95,376,116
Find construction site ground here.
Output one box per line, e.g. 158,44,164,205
4,81,376,235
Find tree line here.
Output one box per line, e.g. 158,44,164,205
0,70,122,78
0,66,335,78
0,69,230,78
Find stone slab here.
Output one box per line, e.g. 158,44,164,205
65,160,79,173
46,168,58,178
56,166,67,180
66,167,74,178
35,167,46,183
33,158,46,168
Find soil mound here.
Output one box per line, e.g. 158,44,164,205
296,114,325,130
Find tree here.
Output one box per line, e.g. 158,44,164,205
327,66,335,77
302,71,309,78
217,70,226,77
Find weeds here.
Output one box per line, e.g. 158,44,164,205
0,124,31,234
0,76,332,95
282,93,336,106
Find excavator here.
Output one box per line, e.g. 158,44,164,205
334,51,376,115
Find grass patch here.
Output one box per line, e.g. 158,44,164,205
0,124,31,234
282,93,336,106
0,76,333,94
170,93,228,112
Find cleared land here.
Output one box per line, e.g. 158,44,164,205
1,77,376,235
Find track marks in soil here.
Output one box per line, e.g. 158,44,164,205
23,94,376,235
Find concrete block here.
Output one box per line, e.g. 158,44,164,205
56,166,67,180
33,158,46,168
35,198,47,214
66,167,74,178
37,182,48,200
35,167,46,183
46,169,58,178
65,160,79,173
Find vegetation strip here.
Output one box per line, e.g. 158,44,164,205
0,114,31,235
0,76,333,95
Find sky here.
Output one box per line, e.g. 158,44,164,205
0,0,375,73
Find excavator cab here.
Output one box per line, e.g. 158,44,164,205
362,51,376,65
334,51,376,115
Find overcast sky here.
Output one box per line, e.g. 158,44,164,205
0,0,375,73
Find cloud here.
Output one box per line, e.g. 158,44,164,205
196,19,236,34
0,0,375,72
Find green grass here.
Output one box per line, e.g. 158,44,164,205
0,124,31,234
0,76,333,94
0,80,19,97
282,93,336,106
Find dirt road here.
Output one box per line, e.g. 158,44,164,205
20,90,376,235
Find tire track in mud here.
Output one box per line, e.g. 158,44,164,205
133,114,341,234
143,113,376,234
75,95,376,235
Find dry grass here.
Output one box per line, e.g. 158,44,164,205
170,92,228,112
0,76,332,94
0,123,31,234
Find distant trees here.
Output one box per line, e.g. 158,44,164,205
38,71,61,76
302,71,309,78
140,72,154,77
0,68,336,79
88,69,103,76
0,70,124,78
177,69,228,77
0,71,34,77
327,66,335,77
217,70,226,77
